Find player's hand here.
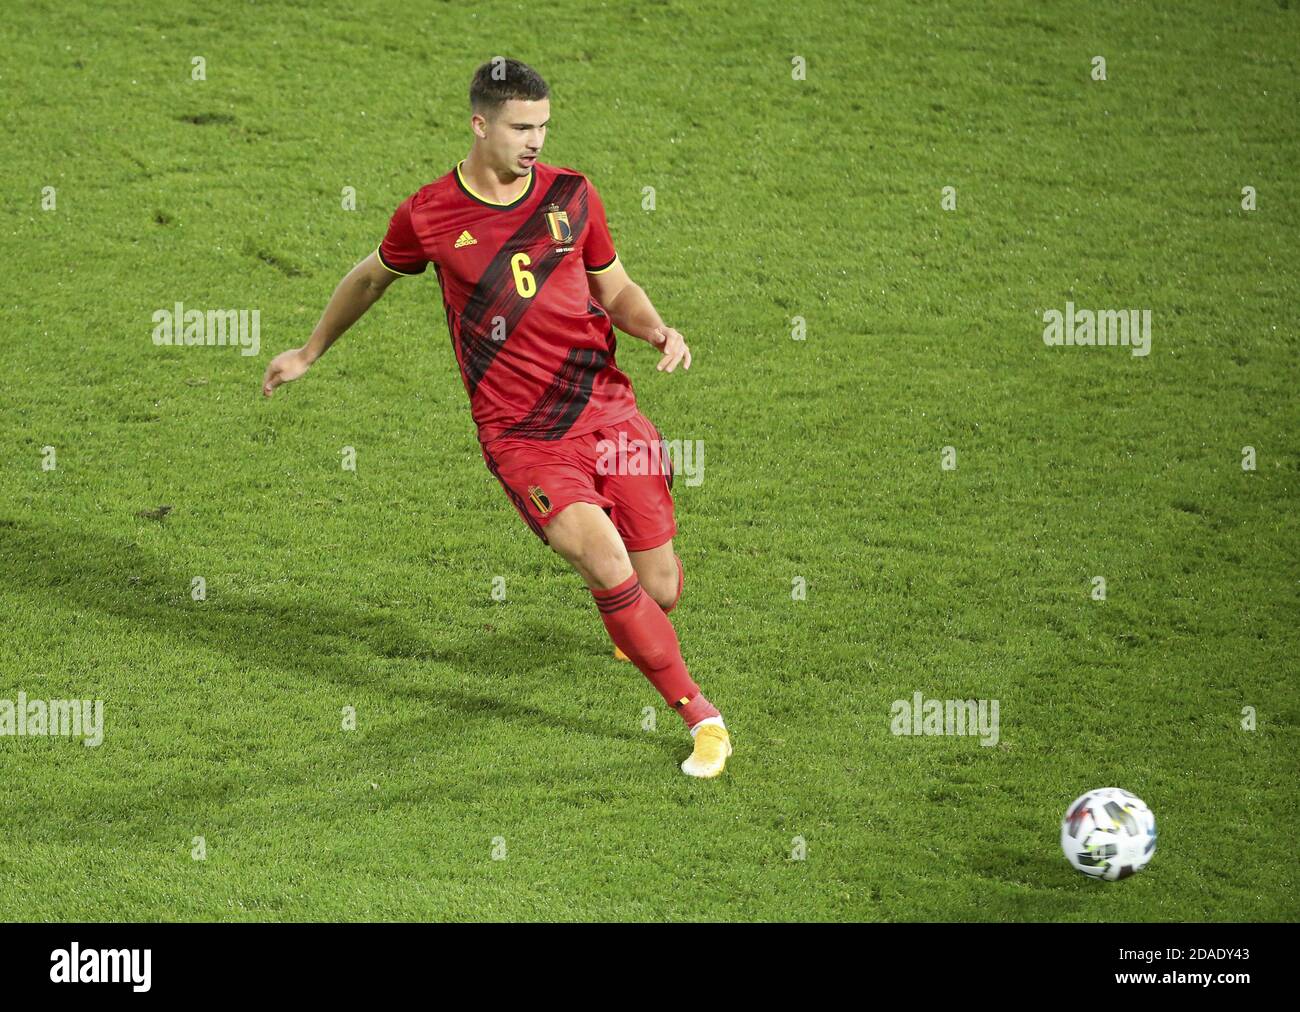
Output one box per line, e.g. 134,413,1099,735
652,326,691,373
261,347,313,397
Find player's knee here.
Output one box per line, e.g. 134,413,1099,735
645,580,676,612
642,564,681,612
574,540,632,590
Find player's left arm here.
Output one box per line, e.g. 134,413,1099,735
588,261,691,373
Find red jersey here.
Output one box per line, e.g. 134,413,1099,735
377,160,639,444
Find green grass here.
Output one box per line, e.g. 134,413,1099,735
1,0,1297,921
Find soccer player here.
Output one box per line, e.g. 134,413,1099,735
261,59,731,777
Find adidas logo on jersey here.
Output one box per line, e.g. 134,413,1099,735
454,230,477,248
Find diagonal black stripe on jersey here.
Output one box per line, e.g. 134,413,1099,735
501,345,607,440
458,174,589,396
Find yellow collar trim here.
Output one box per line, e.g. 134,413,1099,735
456,160,534,207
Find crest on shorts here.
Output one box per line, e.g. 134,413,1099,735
528,485,552,515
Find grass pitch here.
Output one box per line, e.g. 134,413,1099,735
1,0,1297,921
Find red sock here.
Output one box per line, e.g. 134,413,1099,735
592,572,717,727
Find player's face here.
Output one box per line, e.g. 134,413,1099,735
482,98,549,177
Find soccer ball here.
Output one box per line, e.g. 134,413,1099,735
1060,788,1157,880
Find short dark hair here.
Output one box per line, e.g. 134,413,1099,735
470,58,549,115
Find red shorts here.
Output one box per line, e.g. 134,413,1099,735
481,409,676,552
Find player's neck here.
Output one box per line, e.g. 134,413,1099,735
460,151,532,204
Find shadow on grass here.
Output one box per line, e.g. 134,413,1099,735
962,846,1095,919
0,519,662,751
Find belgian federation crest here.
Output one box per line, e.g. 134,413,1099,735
528,485,552,515
544,208,572,243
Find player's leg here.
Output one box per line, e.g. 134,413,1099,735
613,540,682,658
595,411,683,615
586,411,729,776
542,500,633,589
628,540,683,614
544,502,729,777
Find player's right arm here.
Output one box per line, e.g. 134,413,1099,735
263,193,429,397
261,252,401,397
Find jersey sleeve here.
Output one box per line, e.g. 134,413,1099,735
377,195,429,276
582,179,619,275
